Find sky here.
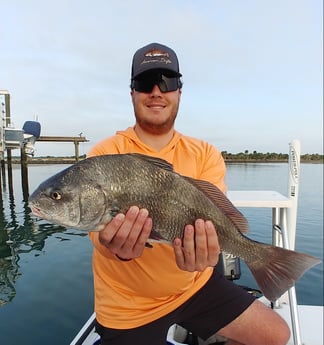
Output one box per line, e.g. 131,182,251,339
0,0,323,157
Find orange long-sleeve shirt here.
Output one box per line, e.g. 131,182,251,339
87,127,226,329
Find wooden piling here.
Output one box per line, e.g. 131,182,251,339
20,147,29,200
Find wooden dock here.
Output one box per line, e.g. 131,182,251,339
37,136,88,142
37,136,89,161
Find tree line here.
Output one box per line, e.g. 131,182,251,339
222,150,323,162
11,152,323,163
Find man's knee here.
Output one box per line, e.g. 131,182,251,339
217,300,291,345
275,318,290,345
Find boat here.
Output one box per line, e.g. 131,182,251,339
1,120,41,156
70,140,323,345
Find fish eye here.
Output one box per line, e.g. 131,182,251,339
51,191,62,200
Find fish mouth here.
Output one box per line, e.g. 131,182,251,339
29,205,46,218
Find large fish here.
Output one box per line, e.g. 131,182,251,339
29,153,320,301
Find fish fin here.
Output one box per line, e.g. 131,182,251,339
184,177,250,234
127,153,174,172
246,244,321,301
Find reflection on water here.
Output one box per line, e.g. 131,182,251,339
0,182,64,306
0,164,94,344
0,163,87,306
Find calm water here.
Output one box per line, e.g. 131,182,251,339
0,163,323,344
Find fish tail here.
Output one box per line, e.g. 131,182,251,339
246,245,321,302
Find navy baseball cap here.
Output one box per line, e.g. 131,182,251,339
131,43,182,79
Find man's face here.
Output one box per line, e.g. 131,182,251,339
131,71,182,135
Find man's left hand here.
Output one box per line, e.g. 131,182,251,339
173,219,220,272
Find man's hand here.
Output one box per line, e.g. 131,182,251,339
98,206,152,260
173,219,220,272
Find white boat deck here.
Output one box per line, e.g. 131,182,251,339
274,303,324,345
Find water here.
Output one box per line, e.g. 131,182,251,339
0,163,323,344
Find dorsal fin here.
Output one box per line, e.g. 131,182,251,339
184,177,250,234
127,153,174,172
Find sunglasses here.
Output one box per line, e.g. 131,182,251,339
131,73,182,93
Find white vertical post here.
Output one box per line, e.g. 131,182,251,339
286,139,302,345
287,139,301,250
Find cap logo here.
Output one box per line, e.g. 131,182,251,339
141,49,172,65
145,49,169,58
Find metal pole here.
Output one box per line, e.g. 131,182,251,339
4,93,12,189
4,94,10,127
0,91,9,189
272,208,282,247
277,219,303,345
271,209,283,309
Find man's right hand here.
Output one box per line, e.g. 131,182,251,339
98,206,152,260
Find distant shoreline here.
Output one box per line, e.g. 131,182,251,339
5,157,323,164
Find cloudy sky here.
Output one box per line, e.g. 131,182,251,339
1,0,322,157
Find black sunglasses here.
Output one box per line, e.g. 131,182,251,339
131,73,182,93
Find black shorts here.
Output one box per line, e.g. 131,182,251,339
95,270,255,345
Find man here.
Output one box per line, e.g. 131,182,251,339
87,43,290,345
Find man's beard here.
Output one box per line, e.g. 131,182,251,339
134,104,179,135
